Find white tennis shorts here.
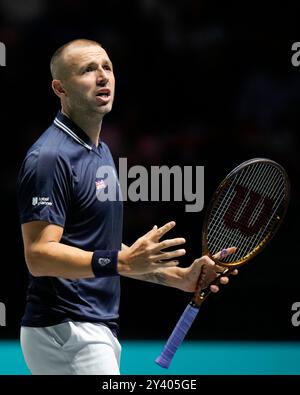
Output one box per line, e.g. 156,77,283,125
20,321,121,375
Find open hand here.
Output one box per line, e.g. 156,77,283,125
118,221,186,275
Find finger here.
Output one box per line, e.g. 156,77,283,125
155,237,186,252
210,284,219,293
215,264,226,273
194,255,215,267
213,247,237,260
155,248,186,261
215,267,239,276
143,225,158,238
152,221,176,240
219,276,229,285
197,262,219,290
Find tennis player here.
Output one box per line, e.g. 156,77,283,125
17,39,236,375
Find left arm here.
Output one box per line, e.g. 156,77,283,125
121,244,237,293
121,243,183,288
122,266,184,289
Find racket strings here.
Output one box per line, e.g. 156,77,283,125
236,170,285,258
207,162,266,253
242,184,285,259
228,165,283,259
216,175,285,261
209,162,270,239
206,162,287,263
208,161,265,240
207,163,254,242
234,166,286,260
241,165,278,227
215,167,284,262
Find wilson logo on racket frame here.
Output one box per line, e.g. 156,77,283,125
223,185,274,237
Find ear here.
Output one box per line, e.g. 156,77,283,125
52,79,66,98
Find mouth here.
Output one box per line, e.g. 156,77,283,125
95,89,111,104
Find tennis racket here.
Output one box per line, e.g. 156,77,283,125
155,158,290,369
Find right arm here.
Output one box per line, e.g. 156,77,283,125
22,221,94,278
22,220,186,278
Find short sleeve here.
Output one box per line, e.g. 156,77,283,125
17,146,72,227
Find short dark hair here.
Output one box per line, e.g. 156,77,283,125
50,39,102,79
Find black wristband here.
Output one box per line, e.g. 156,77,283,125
91,250,119,277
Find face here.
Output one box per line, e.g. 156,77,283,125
58,44,115,117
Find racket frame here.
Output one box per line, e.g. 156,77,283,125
201,158,290,267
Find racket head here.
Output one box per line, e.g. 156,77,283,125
202,158,290,268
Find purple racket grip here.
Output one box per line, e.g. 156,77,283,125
155,303,200,369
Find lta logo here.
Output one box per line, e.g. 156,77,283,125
0,42,6,66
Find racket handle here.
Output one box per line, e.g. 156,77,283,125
155,303,199,369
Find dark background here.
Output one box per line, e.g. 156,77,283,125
0,0,299,342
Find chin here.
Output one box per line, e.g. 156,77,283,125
96,104,112,115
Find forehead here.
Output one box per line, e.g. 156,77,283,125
63,44,112,69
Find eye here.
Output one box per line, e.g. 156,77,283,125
84,66,94,73
103,64,112,71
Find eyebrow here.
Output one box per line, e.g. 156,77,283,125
79,59,113,73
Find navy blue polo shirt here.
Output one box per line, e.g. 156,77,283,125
17,111,123,335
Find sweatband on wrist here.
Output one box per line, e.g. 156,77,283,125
91,250,119,277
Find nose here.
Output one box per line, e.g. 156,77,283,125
96,67,108,86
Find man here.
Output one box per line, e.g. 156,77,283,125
17,39,236,375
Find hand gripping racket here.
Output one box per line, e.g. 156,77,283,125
155,158,290,369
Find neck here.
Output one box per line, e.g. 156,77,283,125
62,108,103,146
